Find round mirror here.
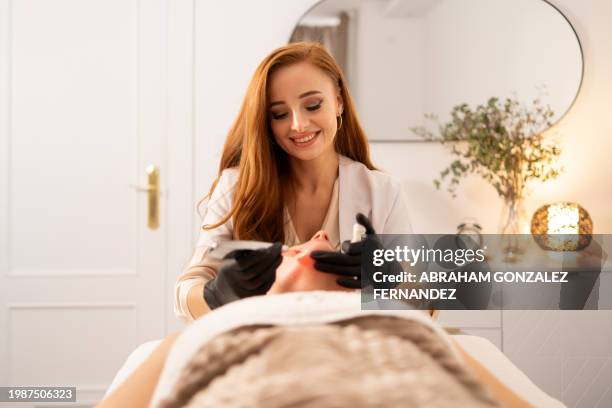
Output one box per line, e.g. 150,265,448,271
290,0,583,141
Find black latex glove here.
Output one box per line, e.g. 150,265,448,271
310,213,376,289
203,242,283,309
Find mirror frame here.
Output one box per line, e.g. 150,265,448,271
289,0,584,143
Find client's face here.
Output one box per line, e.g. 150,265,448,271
268,230,352,294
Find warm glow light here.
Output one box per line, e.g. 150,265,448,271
547,203,579,234
547,203,579,249
531,202,593,251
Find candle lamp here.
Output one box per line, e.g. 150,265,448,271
530,202,593,251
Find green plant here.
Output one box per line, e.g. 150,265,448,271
410,97,563,201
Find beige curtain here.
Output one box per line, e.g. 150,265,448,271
290,12,350,77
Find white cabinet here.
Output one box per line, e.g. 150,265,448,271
438,310,502,349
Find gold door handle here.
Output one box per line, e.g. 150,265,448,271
129,165,160,230
146,165,160,230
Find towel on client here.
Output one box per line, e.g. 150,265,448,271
157,314,501,407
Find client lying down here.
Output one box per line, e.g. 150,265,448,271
267,230,354,294
97,232,533,408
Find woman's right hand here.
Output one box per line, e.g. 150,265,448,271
203,242,283,309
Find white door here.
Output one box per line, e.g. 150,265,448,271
0,0,193,405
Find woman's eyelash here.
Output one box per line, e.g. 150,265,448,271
270,102,322,120
306,102,322,111
272,113,288,120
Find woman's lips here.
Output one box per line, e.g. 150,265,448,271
290,130,320,147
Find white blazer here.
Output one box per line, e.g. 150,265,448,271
336,154,414,239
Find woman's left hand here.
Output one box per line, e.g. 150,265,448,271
310,213,376,289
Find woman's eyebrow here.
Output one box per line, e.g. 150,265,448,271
269,90,322,107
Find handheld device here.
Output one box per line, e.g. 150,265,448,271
341,223,367,255
351,223,367,243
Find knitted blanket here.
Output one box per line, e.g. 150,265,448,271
157,315,501,408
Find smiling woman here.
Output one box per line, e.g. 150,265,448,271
174,42,414,323
204,42,373,244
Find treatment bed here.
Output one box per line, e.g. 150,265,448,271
104,291,565,407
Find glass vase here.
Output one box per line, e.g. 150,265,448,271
498,197,529,262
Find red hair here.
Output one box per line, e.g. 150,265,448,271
203,42,375,242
